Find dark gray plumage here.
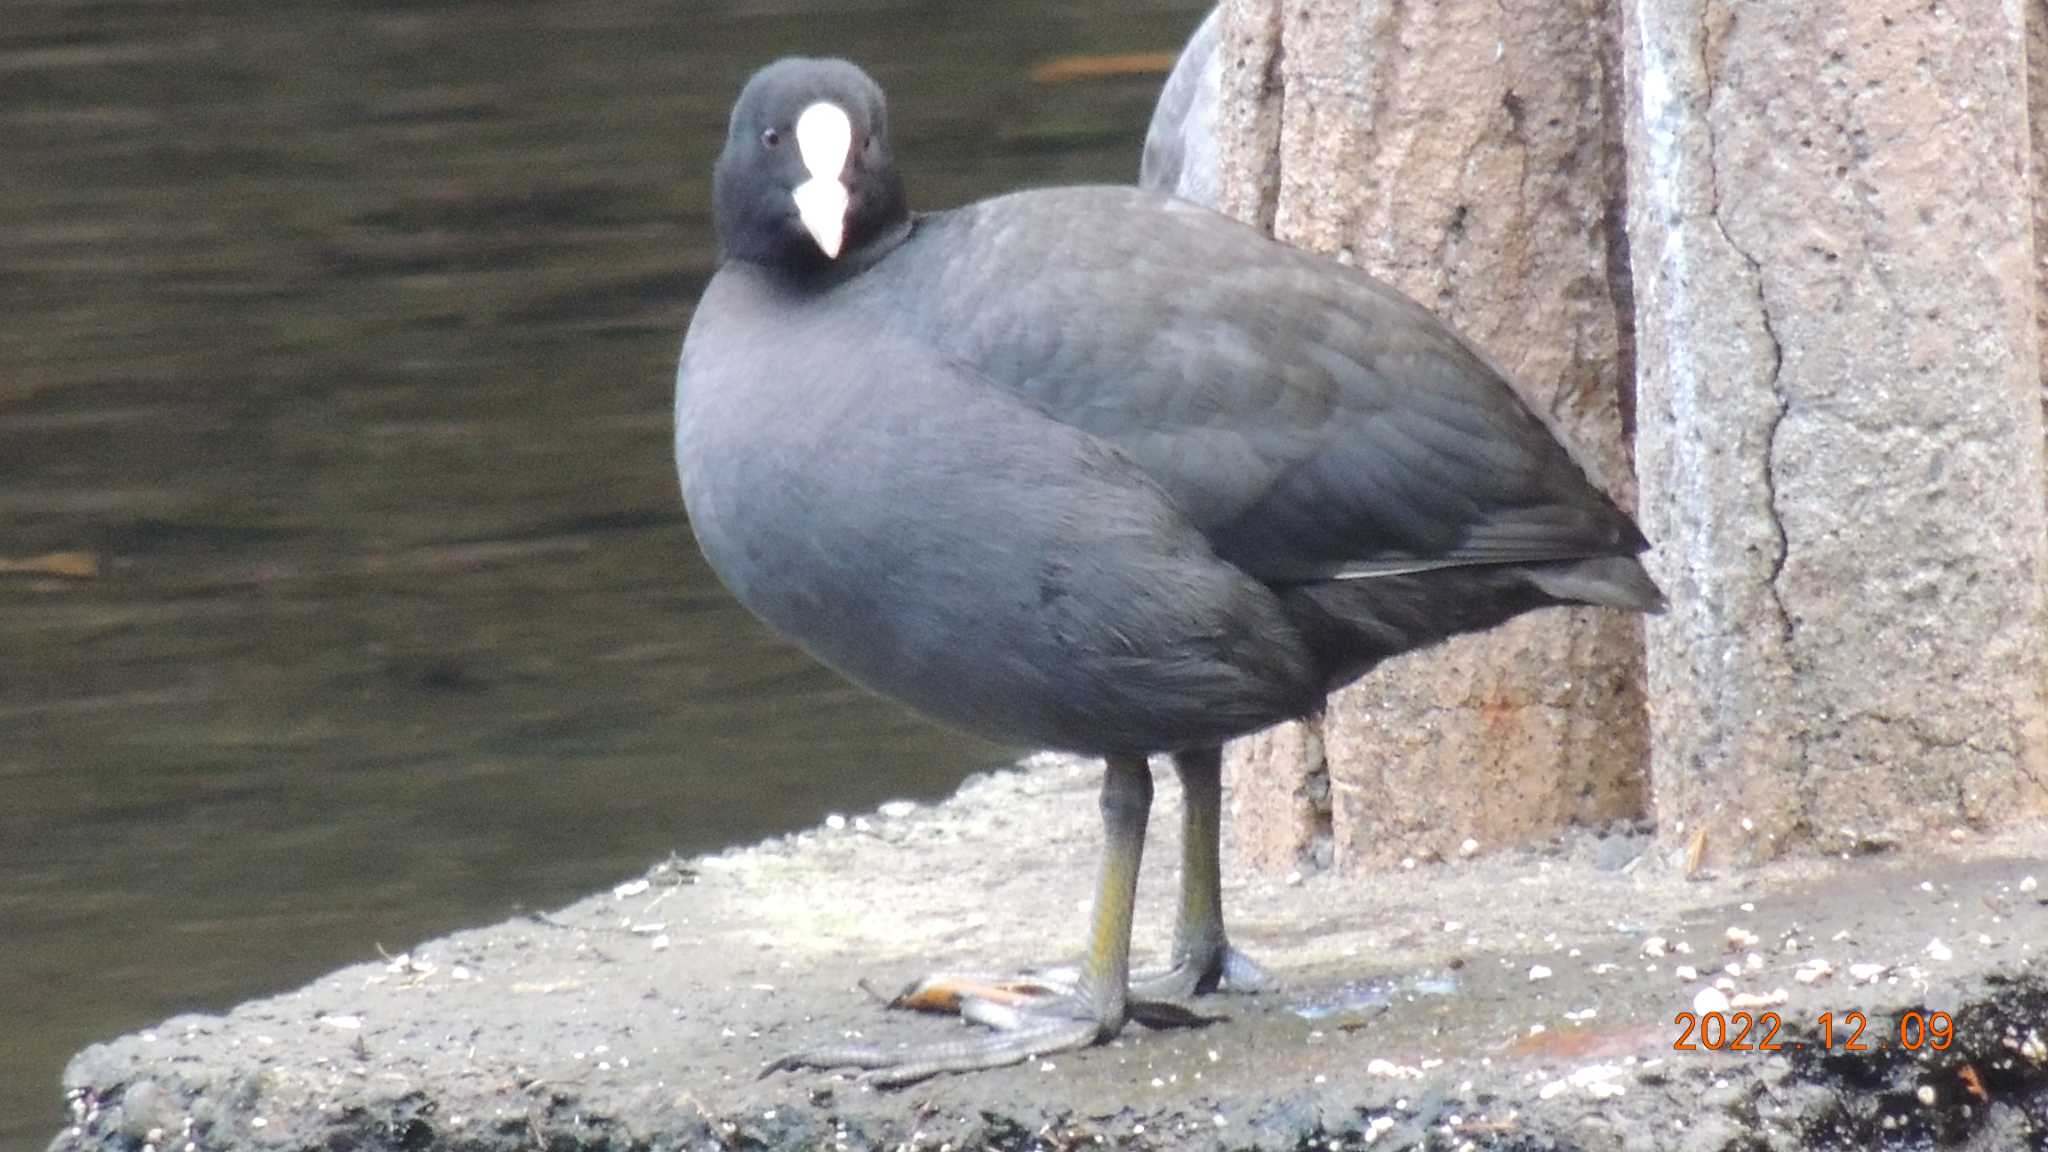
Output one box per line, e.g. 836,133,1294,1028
677,56,1660,1084
682,171,1657,755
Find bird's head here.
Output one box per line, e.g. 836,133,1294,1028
712,57,909,272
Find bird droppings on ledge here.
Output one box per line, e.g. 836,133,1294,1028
46,755,2048,1151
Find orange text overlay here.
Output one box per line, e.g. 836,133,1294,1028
1673,1010,1955,1053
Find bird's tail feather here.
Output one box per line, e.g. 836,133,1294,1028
1523,555,1666,614
1282,554,1663,695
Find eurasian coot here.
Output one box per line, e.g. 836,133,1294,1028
676,56,1661,1084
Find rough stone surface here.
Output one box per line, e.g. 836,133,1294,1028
2032,1,2048,441
1213,0,1286,234
1223,714,1331,875
1215,0,1651,874
1620,0,2048,864
45,756,2048,1151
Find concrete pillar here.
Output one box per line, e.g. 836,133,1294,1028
1620,0,2048,860
2032,3,2048,431
1211,0,1652,872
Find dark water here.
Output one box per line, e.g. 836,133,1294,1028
0,2,1207,1143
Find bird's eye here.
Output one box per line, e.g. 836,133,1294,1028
760,127,782,149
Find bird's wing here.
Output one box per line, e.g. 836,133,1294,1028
914,187,1646,584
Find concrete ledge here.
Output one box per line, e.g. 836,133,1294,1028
48,755,2047,1150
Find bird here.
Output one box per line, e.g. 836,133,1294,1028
1139,5,1223,206
675,55,1662,1085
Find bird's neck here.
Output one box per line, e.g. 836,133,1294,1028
760,214,917,290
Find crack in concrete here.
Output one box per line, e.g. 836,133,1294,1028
1694,3,1793,654
1300,721,1334,872
1261,8,1290,237
2019,755,2048,798
1694,2,1820,849
1597,0,1639,459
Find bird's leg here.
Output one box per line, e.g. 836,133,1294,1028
767,755,1164,1085
1129,745,1270,1000
883,747,1267,1011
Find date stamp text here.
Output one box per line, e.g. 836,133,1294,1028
1673,1010,1955,1052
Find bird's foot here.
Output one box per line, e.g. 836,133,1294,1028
765,979,1109,1088
1129,942,1272,1001
900,938,1270,1010
765,969,1220,1087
